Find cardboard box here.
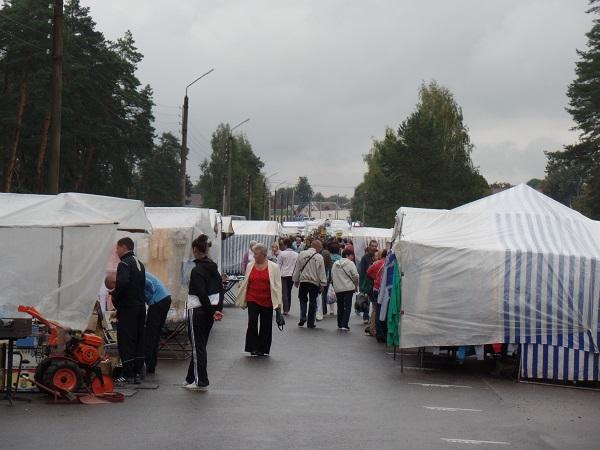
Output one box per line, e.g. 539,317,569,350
1,368,38,391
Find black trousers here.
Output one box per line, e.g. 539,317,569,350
245,301,273,354
117,306,146,378
322,282,330,314
281,276,294,313
144,296,172,373
298,282,320,326
186,307,214,387
336,290,354,328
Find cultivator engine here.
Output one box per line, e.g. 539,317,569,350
17,306,114,399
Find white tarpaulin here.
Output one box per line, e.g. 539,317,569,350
0,193,150,330
395,184,600,350
351,227,393,261
133,207,222,319
222,220,281,274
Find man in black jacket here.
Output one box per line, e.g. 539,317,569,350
113,237,146,383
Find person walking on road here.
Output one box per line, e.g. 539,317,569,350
185,235,224,392
236,243,283,356
277,238,298,315
331,249,359,330
292,240,327,328
241,240,257,274
113,237,146,384
143,272,172,375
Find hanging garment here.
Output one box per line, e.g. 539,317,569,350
378,253,397,321
386,258,401,347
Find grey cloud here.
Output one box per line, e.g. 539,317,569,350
82,0,592,196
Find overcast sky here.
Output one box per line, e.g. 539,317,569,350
82,0,593,196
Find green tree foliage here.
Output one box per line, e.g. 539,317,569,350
0,0,155,196
195,123,267,218
526,178,543,190
294,176,313,209
351,81,489,227
138,132,181,206
544,1,600,218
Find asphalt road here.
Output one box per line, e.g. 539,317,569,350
2,302,599,450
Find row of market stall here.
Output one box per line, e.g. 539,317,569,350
3,185,597,386
0,192,390,329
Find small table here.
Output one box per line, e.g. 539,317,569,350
223,275,245,305
1,318,33,406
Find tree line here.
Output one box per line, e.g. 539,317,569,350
351,81,489,227
541,0,600,219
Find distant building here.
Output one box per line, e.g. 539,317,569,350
189,193,203,208
297,201,351,220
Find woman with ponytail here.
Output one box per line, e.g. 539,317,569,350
184,234,224,391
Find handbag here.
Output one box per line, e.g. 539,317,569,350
354,292,370,313
275,309,285,330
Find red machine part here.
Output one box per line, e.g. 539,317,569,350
73,344,100,365
91,374,114,396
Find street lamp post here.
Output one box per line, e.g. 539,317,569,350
224,118,250,216
263,172,279,219
180,68,214,206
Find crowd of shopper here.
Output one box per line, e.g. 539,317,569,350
106,232,388,393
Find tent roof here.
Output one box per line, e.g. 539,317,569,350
351,227,393,238
0,192,150,229
145,207,217,230
396,184,600,257
453,184,589,221
232,220,281,236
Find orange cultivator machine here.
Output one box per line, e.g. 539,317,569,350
17,305,123,403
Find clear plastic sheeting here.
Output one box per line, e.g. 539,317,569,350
131,207,222,320
395,184,600,350
0,192,152,329
351,227,393,261
222,221,281,275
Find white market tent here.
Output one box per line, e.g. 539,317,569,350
395,184,600,365
134,207,221,319
0,193,151,330
222,220,281,274
351,227,393,261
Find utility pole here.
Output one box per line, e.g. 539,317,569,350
362,192,367,225
263,180,267,219
247,175,252,219
180,69,214,206
224,118,250,216
225,135,233,215
47,0,64,194
180,96,189,205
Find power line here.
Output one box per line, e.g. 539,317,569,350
0,28,49,52
0,12,51,37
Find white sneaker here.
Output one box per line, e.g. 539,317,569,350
342,327,350,331
316,314,323,321
183,383,208,392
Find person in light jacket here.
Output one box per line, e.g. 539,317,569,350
331,249,359,331
236,243,283,356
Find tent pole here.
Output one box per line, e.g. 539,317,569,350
56,226,64,320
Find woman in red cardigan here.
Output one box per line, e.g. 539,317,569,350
236,243,283,356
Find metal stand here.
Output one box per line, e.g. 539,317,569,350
2,340,32,406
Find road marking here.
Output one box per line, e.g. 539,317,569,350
424,406,482,412
408,382,472,389
441,438,510,445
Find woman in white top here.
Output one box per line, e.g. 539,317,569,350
331,248,359,330
277,237,299,315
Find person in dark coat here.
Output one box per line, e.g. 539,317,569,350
113,237,146,384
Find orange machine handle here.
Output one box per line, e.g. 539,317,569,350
18,305,61,330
